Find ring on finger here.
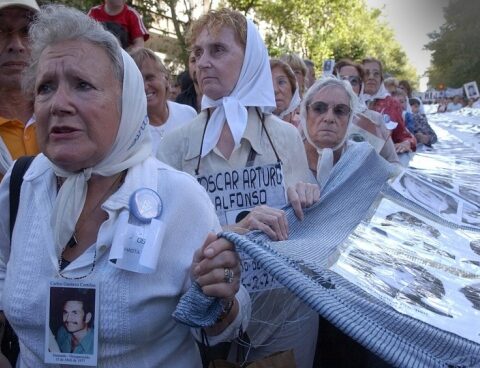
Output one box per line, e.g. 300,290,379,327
223,267,234,284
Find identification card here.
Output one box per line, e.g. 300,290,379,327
45,280,99,366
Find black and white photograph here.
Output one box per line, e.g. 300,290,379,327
464,81,479,99
394,172,459,217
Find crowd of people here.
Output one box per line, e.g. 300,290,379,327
0,0,474,367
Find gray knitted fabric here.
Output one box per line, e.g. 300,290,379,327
173,141,480,367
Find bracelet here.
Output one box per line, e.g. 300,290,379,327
216,298,235,322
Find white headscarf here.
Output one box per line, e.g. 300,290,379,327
279,86,301,119
361,82,390,105
50,49,152,252
301,78,356,189
200,19,276,157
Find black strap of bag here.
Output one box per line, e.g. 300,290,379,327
1,156,34,366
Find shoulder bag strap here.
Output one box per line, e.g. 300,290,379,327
9,156,35,238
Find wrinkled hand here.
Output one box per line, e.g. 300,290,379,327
237,205,288,241
287,182,320,220
192,233,240,300
394,141,412,153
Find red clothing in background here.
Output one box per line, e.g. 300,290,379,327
369,96,416,151
88,4,149,47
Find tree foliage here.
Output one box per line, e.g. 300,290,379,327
425,0,480,88
226,0,417,85
50,0,417,84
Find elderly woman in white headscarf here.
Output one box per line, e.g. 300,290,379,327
301,77,399,190
0,5,249,367
269,58,301,127
158,8,319,368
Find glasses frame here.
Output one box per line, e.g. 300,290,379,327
307,101,351,118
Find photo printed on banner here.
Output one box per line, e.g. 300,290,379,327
330,197,480,344
391,171,480,229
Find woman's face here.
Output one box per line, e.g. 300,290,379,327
188,52,199,89
138,57,169,115
192,25,244,100
34,40,122,172
292,68,305,94
363,61,382,95
338,65,361,95
306,85,351,149
394,94,407,110
271,65,293,115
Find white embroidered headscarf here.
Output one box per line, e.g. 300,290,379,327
200,19,276,157
50,49,152,252
300,78,357,189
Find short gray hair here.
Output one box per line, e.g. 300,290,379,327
300,77,359,149
22,4,123,97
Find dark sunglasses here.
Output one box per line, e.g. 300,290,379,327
341,76,362,87
308,101,351,117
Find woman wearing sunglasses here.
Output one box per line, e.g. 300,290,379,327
334,59,399,164
300,77,399,188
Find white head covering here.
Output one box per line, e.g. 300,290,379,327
361,82,390,105
279,85,301,119
300,78,357,189
200,19,276,157
50,49,152,252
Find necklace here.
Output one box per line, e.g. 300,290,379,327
57,171,126,249
56,171,126,279
58,248,97,279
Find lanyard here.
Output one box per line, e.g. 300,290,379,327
194,107,282,176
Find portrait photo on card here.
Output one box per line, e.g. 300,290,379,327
322,59,335,76
464,81,479,99
46,282,98,366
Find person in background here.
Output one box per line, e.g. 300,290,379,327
437,97,448,113
158,9,319,367
447,95,463,111
130,48,197,155
399,79,413,98
280,53,308,97
88,0,149,50
383,76,398,94
176,52,202,112
0,0,40,181
270,58,301,126
168,73,182,101
334,59,399,164
304,58,316,89
392,89,415,133
361,57,416,154
0,5,248,367
409,97,437,146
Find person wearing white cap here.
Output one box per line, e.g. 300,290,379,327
0,0,40,181
158,8,319,368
